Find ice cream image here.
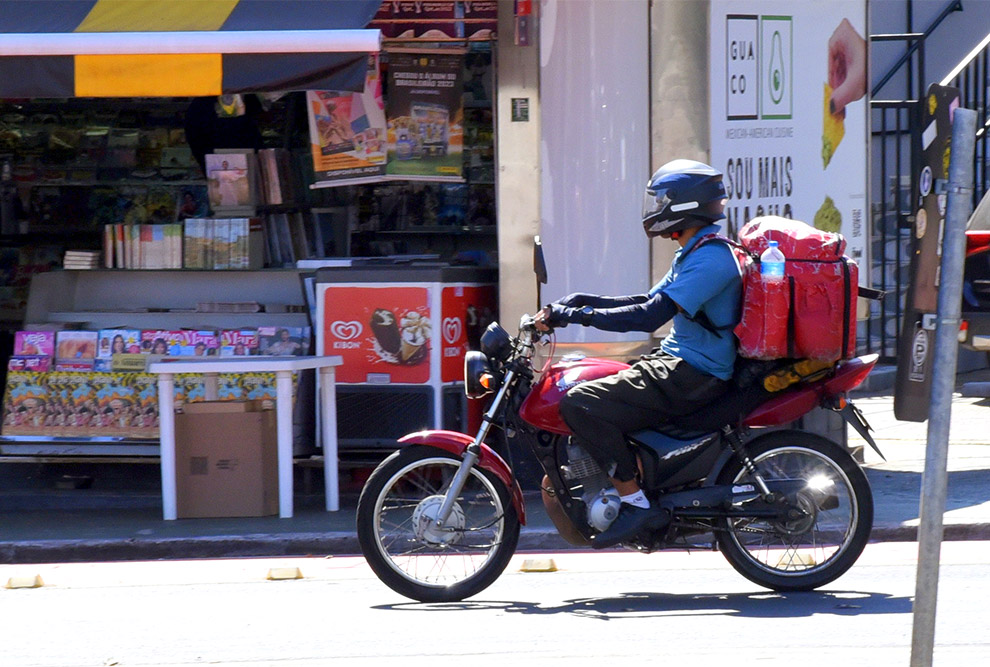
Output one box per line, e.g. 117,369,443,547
370,308,402,356
399,311,431,364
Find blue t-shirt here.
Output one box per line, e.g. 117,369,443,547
650,225,742,380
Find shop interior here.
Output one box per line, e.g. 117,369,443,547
0,41,498,503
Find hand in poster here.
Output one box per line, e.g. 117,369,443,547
828,18,867,116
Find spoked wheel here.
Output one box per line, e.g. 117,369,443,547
715,431,873,591
356,446,520,602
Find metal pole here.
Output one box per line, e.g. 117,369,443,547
909,106,977,666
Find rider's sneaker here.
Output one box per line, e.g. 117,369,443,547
591,503,669,549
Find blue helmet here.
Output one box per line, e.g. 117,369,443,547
642,159,726,238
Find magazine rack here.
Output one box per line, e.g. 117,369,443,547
0,268,312,458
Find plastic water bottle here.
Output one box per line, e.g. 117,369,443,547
760,240,786,282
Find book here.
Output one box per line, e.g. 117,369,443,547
220,329,259,356
274,213,295,264
185,218,207,269
55,331,98,361
212,218,231,269
258,326,310,356
114,224,125,268
103,225,114,268
248,217,265,269
14,331,55,357
228,218,248,270
98,329,142,358
165,223,182,269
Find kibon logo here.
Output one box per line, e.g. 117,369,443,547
442,317,462,345
331,321,363,349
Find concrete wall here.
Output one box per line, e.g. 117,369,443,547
495,0,541,329
648,0,712,337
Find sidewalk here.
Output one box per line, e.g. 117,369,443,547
2,364,989,564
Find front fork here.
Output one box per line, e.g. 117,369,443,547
433,368,517,529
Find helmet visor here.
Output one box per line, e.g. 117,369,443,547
642,187,670,224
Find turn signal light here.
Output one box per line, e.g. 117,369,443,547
479,373,494,389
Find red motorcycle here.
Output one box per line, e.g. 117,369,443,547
357,271,881,604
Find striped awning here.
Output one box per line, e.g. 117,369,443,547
0,0,383,98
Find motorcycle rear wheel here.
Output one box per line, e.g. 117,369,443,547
715,431,873,591
357,445,520,602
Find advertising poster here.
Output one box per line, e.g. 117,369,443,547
893,84,961,422
440,284,496,382
709,2,868,272
308,54,388,187
386,52,465,182
370,1,458,39
322,285,432,384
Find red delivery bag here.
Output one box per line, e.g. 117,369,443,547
733,216,858,361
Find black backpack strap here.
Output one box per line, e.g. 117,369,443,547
678,233,746,337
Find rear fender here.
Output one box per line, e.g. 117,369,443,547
398,430,527,525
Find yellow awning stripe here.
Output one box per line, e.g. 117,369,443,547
75,0,239,32
74,53,222,96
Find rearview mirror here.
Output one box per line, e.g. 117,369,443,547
533,236,548,284
534,235,548,312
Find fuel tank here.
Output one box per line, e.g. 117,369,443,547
519,355,631,434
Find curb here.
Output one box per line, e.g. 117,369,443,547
5,524,990,565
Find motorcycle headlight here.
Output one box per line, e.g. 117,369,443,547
479,322,513,361
465,350,498,398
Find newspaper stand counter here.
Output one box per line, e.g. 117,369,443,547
314,263,497,449
148,355,343,520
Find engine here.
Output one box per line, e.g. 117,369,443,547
560,440,621,532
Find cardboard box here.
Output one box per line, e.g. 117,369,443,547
174,401,277,518
182,399,265,414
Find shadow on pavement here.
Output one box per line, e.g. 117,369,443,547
376,590,913,618
866,467,990,526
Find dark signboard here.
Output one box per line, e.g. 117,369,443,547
894,83,961,421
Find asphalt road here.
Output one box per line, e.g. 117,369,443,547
1,541,986,666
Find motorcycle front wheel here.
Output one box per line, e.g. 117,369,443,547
714,431,873,591
356,445,520,602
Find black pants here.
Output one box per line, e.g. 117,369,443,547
558,353,729,482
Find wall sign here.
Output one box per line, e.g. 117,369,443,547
710,1,868,272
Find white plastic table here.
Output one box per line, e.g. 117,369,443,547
148,355,344,520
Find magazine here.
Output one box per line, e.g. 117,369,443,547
258,326,310,356
91,372,136,435
220,329,259,356
14,330,55,357
206,152,256,211
98,329,142,358
240,371,276,409
176,330,220,356
140,330,187,355
1,371,51,435
55,331,98,361
7,356,51,372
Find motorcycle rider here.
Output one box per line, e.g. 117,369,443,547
534,159,743,548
